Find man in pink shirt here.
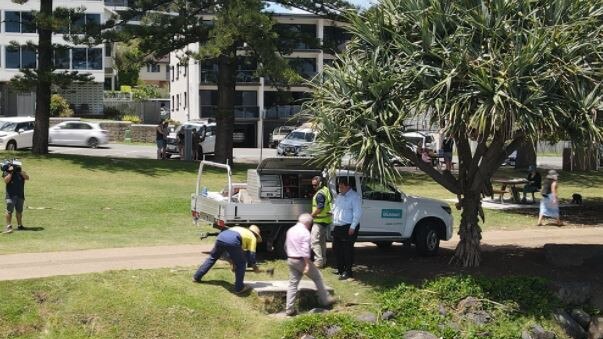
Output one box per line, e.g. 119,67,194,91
285,213,335,316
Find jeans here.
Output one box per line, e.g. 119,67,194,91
193,230,247,292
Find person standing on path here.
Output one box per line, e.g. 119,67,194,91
538,170,563,226
285,213,335,316
156,119,169,159
331,178,362,280
192,225,262,293
3,162,29,234
442,136,454,171
310,176,332,268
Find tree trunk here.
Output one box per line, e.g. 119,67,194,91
451,192,482,267
572,144,597,171
515,139,536,169
214,50,236,164
32,0,52,155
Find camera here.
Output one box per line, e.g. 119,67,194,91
1,159,22,173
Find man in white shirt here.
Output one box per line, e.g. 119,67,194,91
285,213,335,316
331,178,362,280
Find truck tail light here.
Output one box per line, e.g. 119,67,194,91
192,210,200,219
216,220,225,228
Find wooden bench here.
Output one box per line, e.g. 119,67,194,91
491,189,510,203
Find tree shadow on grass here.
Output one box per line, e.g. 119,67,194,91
23,153,256,178
326,243,602,314
502,197,603,226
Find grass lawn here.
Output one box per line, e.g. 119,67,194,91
1,152,602,254
0,152,252,254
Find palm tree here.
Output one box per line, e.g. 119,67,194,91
306,0,602,266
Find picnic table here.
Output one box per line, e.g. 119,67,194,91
491,177,528,203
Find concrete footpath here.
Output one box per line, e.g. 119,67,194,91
0,227,601,281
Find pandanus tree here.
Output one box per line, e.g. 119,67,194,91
306,0,602,266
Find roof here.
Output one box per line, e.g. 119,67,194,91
0,117,34,122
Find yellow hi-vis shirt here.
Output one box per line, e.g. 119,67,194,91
229,226,257,253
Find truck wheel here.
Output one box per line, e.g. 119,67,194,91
374,241,393,249
415,224,440,256
6,141,16,151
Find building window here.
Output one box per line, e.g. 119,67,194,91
176,94,180,111
323,26,352,54
287,58,317,80
54,47,70,69
170,66,174,81
183,64,187,77
5,45,37,69
105,43,112,57
88,48,102,70
183,92,187,109
274,23,319,50
6,46,21,69
5,11,36,33
70,13,101,35
146,63,160,72
72,48,87,70
176,65,180,80
171,96,174,111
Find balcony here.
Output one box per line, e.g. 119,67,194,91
264,105,302,120
200,106,259,119
200,70,259,84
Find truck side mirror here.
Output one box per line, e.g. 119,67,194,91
18,128,25,133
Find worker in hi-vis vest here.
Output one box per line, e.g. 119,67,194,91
310,176,332,268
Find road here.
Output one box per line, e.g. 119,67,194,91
0,227,600,281
49,144,277,164
49,144,562,168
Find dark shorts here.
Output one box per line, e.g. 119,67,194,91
6,196,24,214
443,152,453,162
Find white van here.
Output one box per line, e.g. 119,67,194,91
166,121,216,158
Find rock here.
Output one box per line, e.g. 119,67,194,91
466,310,492,325
521,324,556,339
307,308,328,314
381,310,396,321
356,312,378,324
553,282,593,305
588,316,603,339
325,325,341,337
457,297,483,313
403,330,438,339
300,335,316,339
553,309,587,339
571,309,592,330
438,304,447,316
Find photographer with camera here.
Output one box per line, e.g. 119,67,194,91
2,160,29,234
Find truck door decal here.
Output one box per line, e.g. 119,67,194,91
381,209,402,218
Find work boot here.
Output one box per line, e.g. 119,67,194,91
285,309,297,317
234,285,251,295
17,225,25,230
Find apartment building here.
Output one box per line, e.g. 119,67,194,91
170,13,349,148
0,0,112,116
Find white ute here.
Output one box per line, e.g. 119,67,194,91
192,158,453,256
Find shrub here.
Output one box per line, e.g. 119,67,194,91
50,94,74,117
104,106,122,120
122,114,141,124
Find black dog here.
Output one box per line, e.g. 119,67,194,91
571,193,583,205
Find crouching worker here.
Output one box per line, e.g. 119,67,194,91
193,225,262,294
285,213,335,316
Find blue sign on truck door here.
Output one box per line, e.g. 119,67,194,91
381,209,402,218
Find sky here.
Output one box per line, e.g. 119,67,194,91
266,0,375,14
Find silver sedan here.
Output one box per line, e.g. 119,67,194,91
49,121,109,148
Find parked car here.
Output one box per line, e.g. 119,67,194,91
276,127,316,157
402,131,436,152
268,126,295,148
0,117,35,150
166,120,216,158
48,121,109,148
